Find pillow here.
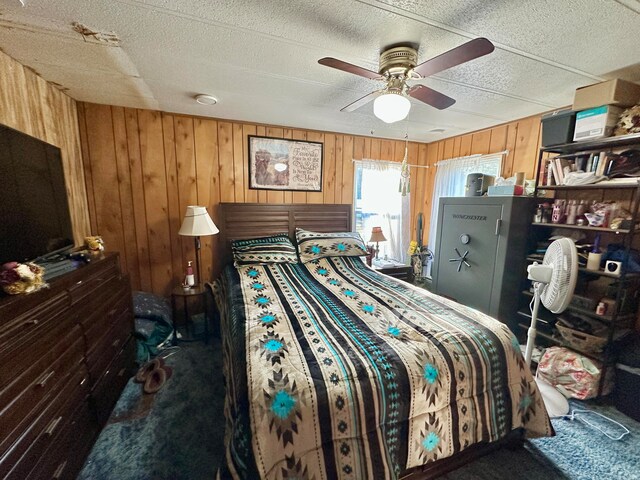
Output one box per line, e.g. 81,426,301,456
296,228,368,263
231,234,298,267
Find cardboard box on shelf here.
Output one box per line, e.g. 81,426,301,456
487,185,523,196
573,105,623,142
573,79,640,111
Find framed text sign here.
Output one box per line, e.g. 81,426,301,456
248,135,323,191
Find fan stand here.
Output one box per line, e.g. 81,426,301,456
525,282,570,418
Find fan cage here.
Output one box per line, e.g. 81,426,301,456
540,237,578,313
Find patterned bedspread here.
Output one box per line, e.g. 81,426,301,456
213,256,552,480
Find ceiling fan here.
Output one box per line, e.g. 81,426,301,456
318,38,495,123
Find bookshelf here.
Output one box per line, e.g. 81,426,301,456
521,134,640,397
540,134,640,187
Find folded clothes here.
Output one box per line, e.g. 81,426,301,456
563,171,607,186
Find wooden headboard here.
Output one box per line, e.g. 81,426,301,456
217,203,352,266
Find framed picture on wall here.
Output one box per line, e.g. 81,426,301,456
248,135,323,191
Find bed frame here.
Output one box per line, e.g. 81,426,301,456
217,202,352,266
215,201,525,479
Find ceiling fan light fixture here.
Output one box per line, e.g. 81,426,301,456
373,92,411,123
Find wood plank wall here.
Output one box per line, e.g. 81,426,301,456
78,99,543,297
419,114,543,238
78,103,429,295
0,50,90,244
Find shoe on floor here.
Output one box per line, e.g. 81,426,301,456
135,357,165,383
143,365,173,394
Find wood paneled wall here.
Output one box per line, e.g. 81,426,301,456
78,103,429,295
0,51,90,243
78,99,543,297
419,114,543,238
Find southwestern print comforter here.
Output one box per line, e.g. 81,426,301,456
214,256,552,480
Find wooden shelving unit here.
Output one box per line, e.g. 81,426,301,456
519,134,640,397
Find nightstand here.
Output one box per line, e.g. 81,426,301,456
372,259,413,283
171,285,210,344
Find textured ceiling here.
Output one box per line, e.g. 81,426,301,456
0,0,639,142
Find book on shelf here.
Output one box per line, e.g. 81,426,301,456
599,177,640,185
596,151,608,176
553,157,574,184
544,150,632,186
550,159,561,185
592,153,600,174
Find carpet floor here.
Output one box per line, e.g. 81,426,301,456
78,342,640,480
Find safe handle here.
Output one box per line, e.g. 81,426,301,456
495,219,502,235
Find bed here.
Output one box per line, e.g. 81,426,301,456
213,203,553,480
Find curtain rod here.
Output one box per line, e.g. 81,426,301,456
434,150,508,166
352,158,430,169
352,150,508,169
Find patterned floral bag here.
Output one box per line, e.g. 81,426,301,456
295,228,368,263
537,346,612,400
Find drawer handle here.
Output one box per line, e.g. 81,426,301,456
117,368,126,377
52,460,67,479
76,280,83,285
36,370,55,388
112,338,121,348
80,377,87,386
23,319,39,327
108,307,118,317
45,416,62,436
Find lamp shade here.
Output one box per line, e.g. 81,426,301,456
178,206,219,236
369,226,387,243
373,92,411,123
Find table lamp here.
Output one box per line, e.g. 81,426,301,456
178,206,219,287
368,226,386,260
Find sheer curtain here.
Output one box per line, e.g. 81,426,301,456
427,153,502,266
354,160,411,263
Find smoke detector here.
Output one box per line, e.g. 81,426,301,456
195,94,218,105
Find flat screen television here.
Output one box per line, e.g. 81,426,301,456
0,124,74,264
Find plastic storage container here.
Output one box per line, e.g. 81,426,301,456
541,109,576,147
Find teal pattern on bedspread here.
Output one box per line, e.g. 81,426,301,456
214,257,553,479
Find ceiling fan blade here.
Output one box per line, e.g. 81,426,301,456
408,85,456,110
340,90,382,112
318,57,381,80
413,37,495,78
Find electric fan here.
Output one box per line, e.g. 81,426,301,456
524,237,578,417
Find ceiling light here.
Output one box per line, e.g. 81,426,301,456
195,94,218,105
373,92,411,124
429,128,446,133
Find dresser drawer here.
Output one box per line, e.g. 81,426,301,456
0,327,84,456
0,366,89,480
73,274,127,325
28,398,98,480
82,283,132,357
86,306,133,383
68,256,119,305
0,309,77,391
92,336,135,425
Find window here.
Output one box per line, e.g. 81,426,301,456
354,160,410,263
427,153,503,271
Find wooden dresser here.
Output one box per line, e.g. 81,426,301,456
0,252,134,480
